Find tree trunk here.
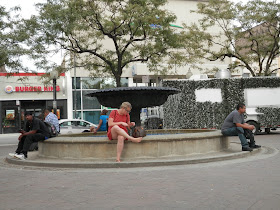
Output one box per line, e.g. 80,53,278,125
115,75,121,87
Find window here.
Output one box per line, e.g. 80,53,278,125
82,91,100,109
72,77,81,89
83,111,101,124
82,78,101,89
73,91,81,110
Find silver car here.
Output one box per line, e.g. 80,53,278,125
59,119,97,134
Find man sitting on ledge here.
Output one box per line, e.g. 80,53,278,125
9,111,51,160
221,103,261,152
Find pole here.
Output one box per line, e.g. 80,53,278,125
0,102,2,134
74,53,77,119
53,78,57,116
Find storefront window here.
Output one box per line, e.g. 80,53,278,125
73,90,81,110
83,111,101,124
73,111,81,119
82,78,101,89
3,110,15,128
82,90,100,109
72,77,81,89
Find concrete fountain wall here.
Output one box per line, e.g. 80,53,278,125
39,129,228,160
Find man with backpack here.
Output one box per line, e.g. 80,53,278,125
8,111,51,160
44,109,60,133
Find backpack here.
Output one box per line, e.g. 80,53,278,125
44,122,58,138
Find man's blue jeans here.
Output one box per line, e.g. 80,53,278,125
222,127,249,147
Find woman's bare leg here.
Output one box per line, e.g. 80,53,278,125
116,135,124,162
111,125,142,143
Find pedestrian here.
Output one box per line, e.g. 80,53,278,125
107,102,142,162
90,109,109,133
221,103,261,152
44,109,60,133
8,111,51,160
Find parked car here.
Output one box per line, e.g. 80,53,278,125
59,119,97,134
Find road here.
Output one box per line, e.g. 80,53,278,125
0,131,280,210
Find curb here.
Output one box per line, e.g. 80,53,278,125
5,146,264,169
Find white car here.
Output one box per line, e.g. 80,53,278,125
59,119,97,134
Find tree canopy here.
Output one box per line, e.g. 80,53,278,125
25,0,186,86
0,6,30,72
184,0,280,76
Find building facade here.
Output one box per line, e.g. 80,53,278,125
0,73,68,133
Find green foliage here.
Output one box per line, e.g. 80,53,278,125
25,0,186,86
257,107,280,128
163,77,280,129
184,0,280,76
0,6,31,72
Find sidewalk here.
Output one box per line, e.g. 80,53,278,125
0,133,19,136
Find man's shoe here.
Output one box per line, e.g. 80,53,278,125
8,153,17,157
250,144,261,149
242,147,253,152
14,154,26,160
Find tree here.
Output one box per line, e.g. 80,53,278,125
25,0,186,86
184,0,280,76
0,6,30,72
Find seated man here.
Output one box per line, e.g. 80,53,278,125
9,111,51,160
44,109,60,133
221,103,261,152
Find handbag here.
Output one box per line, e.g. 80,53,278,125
132,126,146,138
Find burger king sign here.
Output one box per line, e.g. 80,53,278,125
5,85,13,94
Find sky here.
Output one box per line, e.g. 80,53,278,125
1,0,46,18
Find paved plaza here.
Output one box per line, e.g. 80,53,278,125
0,132,280,210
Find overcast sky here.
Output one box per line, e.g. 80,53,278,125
1,0,46,18
1,0,255,19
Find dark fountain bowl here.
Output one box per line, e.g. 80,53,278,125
86,86,180,126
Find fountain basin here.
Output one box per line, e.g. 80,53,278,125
39,129,228,160
86,86,180,126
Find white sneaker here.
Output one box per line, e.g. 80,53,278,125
8,153,16,157
14,154,26,160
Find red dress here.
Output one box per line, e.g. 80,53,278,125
107,110,130,140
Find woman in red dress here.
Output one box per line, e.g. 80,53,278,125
107,102,142,162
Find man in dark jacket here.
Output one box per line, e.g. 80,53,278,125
9,111,50,160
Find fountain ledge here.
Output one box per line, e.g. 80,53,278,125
38,129,229,160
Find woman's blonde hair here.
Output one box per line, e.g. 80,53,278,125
120,102,132,109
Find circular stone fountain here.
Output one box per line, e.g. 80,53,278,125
9,86,229,167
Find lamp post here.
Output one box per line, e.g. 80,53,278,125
50,70,59,116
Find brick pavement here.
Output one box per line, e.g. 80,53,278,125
0,133,280,210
